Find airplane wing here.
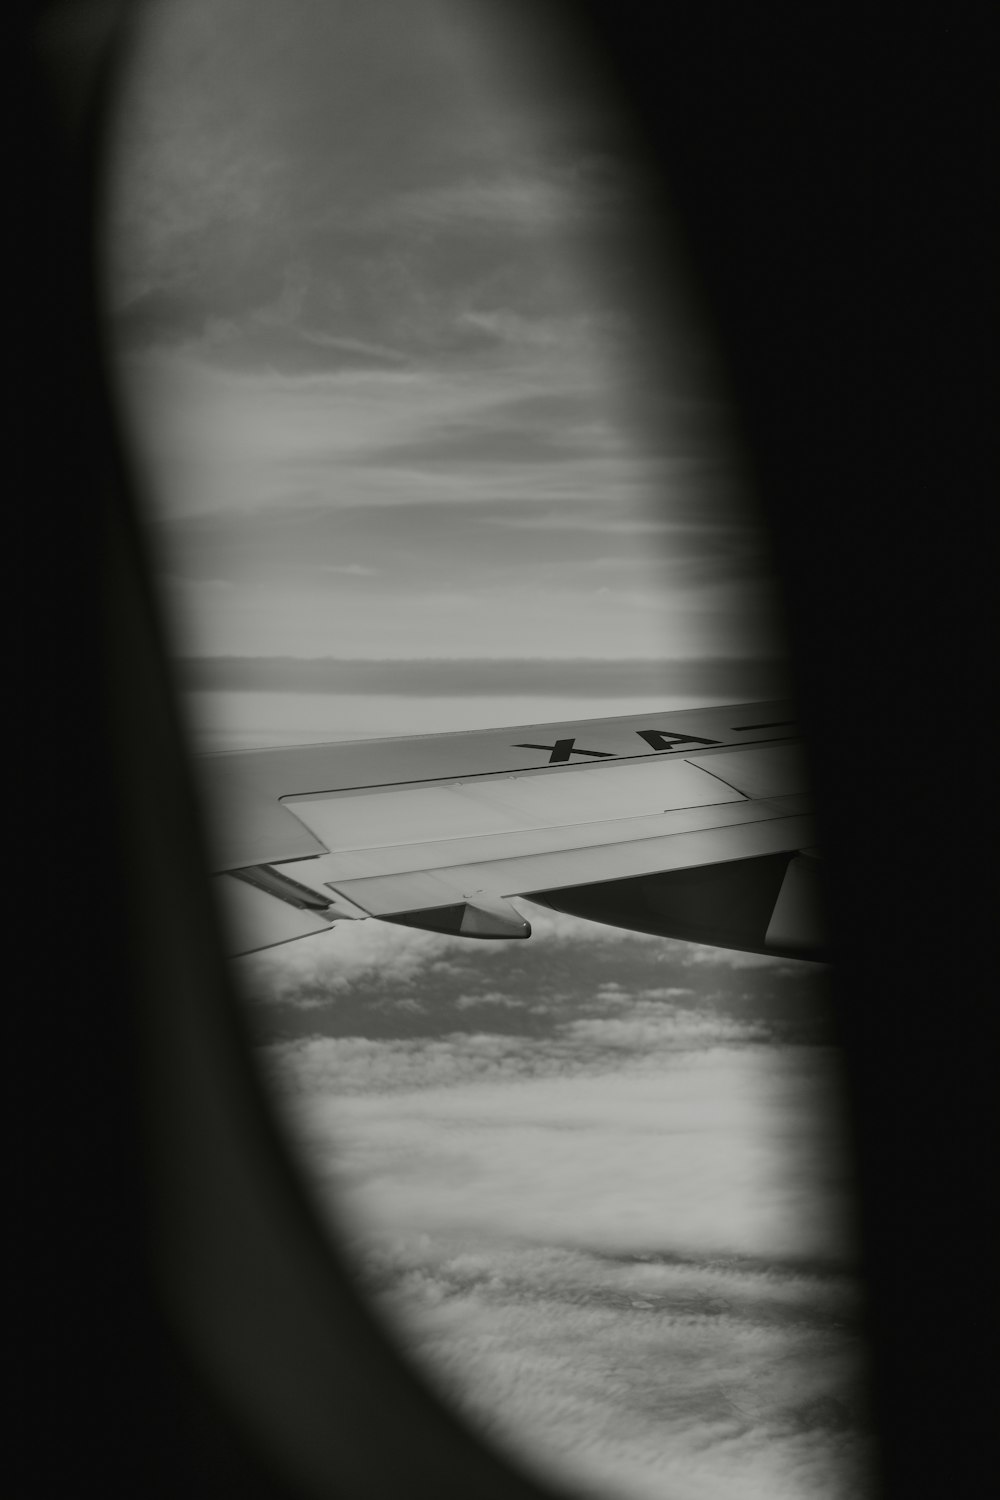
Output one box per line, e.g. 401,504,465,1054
195,701,826,962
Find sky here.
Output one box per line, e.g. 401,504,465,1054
98,10,868,1496
103,0,787,745
241,907,872,1500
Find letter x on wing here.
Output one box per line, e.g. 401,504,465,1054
513,738,616,764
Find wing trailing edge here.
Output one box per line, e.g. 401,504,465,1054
196,703,825,960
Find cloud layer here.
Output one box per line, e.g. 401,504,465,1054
356,1238,871,1500
106,0,784,672
237,908,868,1499
179,657,789,695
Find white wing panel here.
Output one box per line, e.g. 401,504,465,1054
197,701,799,871
280,757,743,855
270,793,809,888
685,744,806,799
471,758,745,822
316,812,815,918
282,783,527,848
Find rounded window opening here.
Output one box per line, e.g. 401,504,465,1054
102,5,873,1498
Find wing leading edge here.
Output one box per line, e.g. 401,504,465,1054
196,702,825,961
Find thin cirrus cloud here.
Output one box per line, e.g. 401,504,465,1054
177,658,788,698
370,169,628,236
105,0,783,688
175,653,789,747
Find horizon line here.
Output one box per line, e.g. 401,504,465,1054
176,655,789,697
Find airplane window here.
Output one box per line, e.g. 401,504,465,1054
102,3,874,1496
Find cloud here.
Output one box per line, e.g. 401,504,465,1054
683,946,815,972
562,1011,771,1051
238,899,654,1005
236,904,833,1051
262,1040,854,1261
105,3,778,668
101,0,788,714
237,871,859,1500
261,1040,867,1500
114,295,776,662
378,170,625,236
455,992,525,1011
261,1033,547,1099
384,1275,870,1500
103,19,859,1490
156,493,767,600
181,690,757,750
483,514,672,533
238,916,467,1000
347,1236,871,1500
175,656,789,698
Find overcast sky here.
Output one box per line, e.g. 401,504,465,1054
104,0,786,742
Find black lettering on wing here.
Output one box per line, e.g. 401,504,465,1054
514,738,617,764
636,729,720,752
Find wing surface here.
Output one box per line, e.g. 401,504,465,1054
196,702,824,960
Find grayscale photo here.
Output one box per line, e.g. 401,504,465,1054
99,2,877,1496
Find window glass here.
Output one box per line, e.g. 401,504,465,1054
103,5,872,1496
